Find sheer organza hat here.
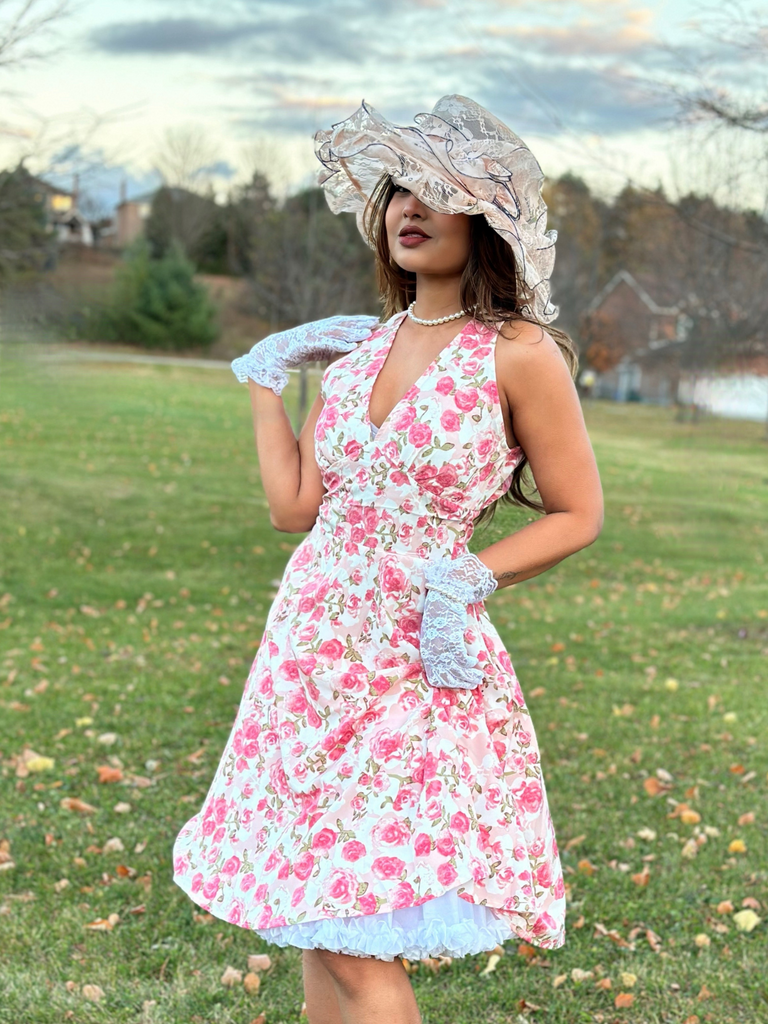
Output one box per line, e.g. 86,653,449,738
313,94,558,325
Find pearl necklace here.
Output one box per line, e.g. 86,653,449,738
407,300,467,327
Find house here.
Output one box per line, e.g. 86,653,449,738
29,174,94,246
582,270,692,404
115,182,156,247
581,270,768,421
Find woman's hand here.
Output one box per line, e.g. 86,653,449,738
420,552,498,689
232,314,380,395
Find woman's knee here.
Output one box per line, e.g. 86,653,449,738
312,948,397,993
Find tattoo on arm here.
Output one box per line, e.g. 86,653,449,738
494,569,520,583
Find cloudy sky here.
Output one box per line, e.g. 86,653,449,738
1,0,761,213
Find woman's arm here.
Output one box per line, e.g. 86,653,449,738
247,378,327,534
477,321,604,589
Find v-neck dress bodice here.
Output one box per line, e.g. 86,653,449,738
172,311,566,958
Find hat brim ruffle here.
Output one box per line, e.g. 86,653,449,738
313,96,558,325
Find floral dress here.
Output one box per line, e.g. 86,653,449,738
172,310,566,959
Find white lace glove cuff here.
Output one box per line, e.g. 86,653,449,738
231,348,288,396
423,552,498,606
231,314,379,397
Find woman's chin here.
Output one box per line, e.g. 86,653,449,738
392,251,452,275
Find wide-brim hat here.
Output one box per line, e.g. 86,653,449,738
313,94,558,325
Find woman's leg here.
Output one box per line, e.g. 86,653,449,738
307,949,421,1024
303,949,343,1024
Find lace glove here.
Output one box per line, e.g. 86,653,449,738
231,314,380,396
420,552,498,690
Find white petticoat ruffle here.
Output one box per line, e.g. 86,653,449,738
253,886,515,961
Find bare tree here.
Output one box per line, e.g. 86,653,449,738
0,0,68,71
153,125,220,193
666,2,768,136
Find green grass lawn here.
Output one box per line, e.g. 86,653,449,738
1,342,767,1024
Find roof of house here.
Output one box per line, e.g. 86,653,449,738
586,269,681,317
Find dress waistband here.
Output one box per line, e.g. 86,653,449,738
315,498,475,558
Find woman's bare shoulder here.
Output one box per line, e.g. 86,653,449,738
495,319,568,395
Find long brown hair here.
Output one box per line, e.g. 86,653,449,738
362,173,579,527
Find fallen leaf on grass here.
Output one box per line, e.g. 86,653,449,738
479,953,501,976
60,798,96,815
552,973,567,988
81,984,105,1002
594,922,634,949
565,834,586,850
733,909,761,932
742,897,761,910
420,957,441,974
643,777,670,797
85,913,120,932
517,943,538,961
0,842,15,873
571,968,594,983
53,879,70,892
728,839,746,854
96,766,123,784
697,984,713,1000
646,928,662,952
631,866,651,887
243,972,261,995
247,954,272,971
620,972,637,988
737,812,755,826
636,827,656,841
102,837,124,853
577,858,597,876
694,934,710,948
114,802,132,814
668,803,701,824
595,977,612,990
615,992,634,1008
681,838,699,859
248,1016,266,1024
13,749,55,777
126,774,153,788
220,966,243,987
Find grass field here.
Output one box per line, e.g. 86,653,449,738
1,342,766,1024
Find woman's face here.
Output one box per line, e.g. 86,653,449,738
385,184,472,277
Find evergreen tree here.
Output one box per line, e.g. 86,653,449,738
100,238,218,350
0,164,50,280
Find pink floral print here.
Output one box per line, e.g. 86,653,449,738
172,311,566,949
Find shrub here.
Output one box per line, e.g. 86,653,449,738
95,239,218,350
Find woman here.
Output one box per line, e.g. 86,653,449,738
173,95,604,1024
